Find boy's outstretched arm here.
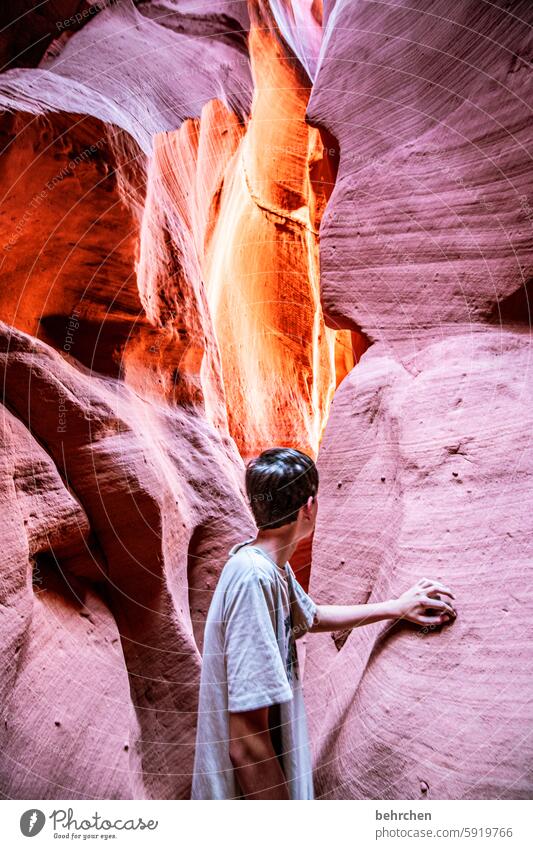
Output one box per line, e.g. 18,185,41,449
309,577,456,632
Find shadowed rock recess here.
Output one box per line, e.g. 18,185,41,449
0,0,531,800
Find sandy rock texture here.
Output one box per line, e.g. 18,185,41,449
306,0,533,799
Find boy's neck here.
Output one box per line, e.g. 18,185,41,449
252,526,300,568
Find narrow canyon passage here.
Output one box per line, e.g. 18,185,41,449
0,0,532,802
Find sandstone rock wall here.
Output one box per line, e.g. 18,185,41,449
0,319,253,798
306,0,533,799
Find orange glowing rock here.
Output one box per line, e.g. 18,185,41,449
134,25,354,457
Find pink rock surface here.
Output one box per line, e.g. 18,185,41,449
306,0,533,799
307,330,533,799
0,321,252,798
308,0,533,341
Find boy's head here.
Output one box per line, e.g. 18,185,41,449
245,447,319,533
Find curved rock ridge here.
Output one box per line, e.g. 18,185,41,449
308,0,533,343
0,320,253,798
0,0,252,154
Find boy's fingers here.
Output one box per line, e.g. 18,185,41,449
415,613,451,626
425,581,455,599
422,597,456,617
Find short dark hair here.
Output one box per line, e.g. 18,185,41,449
245,447,319,530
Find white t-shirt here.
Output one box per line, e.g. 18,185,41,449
191,540,317,800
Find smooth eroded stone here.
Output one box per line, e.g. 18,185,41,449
308,328,533,799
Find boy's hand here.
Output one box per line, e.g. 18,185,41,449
394,577,457,625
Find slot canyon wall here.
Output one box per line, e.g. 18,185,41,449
305,0,533,800
0,0,531,800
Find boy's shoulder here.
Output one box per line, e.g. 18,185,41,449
219,543,279,589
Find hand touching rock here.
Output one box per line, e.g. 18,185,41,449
394,578,457,626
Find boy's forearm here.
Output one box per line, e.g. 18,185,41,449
310,599,401,632
231,739,290,800
229,709,290,800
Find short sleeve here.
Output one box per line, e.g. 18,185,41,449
287,568,318,640
223,567,293,713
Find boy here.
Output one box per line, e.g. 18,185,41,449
191,447,456,799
